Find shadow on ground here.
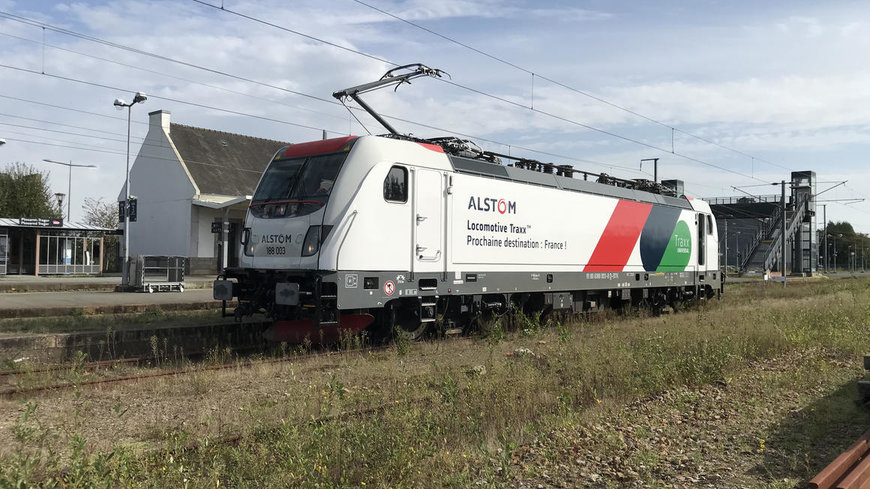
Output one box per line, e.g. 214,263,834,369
751,378,870,487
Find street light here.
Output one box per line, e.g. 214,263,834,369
54,193,65,215
828,233,841,272
42,159,98,221
114,91,147,287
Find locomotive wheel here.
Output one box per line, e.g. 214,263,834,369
468,309,497,335
389,300,427,341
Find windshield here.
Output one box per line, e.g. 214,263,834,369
250,152,347,218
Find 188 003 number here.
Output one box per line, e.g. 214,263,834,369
265,246,286,255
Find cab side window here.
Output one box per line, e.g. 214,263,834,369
384,166,408,203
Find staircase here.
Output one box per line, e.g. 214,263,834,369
740,195,809,274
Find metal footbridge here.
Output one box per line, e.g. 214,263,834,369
706,171,817,276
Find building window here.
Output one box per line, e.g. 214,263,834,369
384,166,408,203
37,233,102,274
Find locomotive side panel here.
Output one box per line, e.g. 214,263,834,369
451,172,613,270
449,171,700,274
329,161,413,273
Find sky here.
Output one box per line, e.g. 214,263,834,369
0,0,868,231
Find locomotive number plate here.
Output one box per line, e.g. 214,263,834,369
265,246,287,255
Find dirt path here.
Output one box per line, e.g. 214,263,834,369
507,348,869,488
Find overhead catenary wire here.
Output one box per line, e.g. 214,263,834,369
1,7,789,186
3,7,763,182
189,0,398,67
0,116,288,173
1,131,272,174
0,136,127,155
350,0,793,173
440,78,768,182
0,62,644,176
0,93,148,125
0,30,351,124
185,1,772,184
0,120,144,145
0,63,345,136
0,112,147,140
2,12,862,219
0,10,344,108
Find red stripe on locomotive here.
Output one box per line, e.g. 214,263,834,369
281,136,357,158
584,200,653,272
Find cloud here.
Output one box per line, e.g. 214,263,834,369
775,16,825,38
3,0,870,228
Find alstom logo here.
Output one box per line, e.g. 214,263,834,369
468,196,516,214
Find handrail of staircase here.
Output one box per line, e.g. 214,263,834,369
758,195,809,272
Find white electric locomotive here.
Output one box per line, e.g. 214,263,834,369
213,65,722,342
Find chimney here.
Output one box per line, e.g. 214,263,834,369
148,109,171,134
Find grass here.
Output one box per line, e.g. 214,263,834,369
1,277,869,487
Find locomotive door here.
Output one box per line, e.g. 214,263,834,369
412,168,444,272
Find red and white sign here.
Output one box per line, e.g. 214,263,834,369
383,280,396,296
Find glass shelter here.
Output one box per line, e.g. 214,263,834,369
0,218,113,275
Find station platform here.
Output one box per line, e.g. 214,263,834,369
0,274,215,293
0,275,221,318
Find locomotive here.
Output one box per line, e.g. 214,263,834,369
213,65,722,342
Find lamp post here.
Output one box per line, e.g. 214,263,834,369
820,204,827,272
830,234,840,272
42,159,97,221
54,193,65,216
734,230,741,271
114,91,147,287
848,244,854,273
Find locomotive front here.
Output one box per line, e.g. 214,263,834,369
214,136,369,340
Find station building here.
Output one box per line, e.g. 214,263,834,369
119,110,290,274
0,218,111,275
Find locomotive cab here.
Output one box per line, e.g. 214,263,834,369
214,137,360,334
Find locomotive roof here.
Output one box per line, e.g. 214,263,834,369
448,155,693,210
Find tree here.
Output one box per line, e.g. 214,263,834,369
824,220,869,271
0,162,62,218
83,197,120,272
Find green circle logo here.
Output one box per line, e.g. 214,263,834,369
657,221,692,271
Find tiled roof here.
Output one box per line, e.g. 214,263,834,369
169,123,290,196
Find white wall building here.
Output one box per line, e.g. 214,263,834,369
119,110,289,274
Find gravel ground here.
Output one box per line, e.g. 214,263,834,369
506,349,869,488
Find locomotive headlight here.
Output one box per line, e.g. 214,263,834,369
302,225,321,257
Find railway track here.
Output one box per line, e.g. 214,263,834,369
0,342,400,399
0,357,145,379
